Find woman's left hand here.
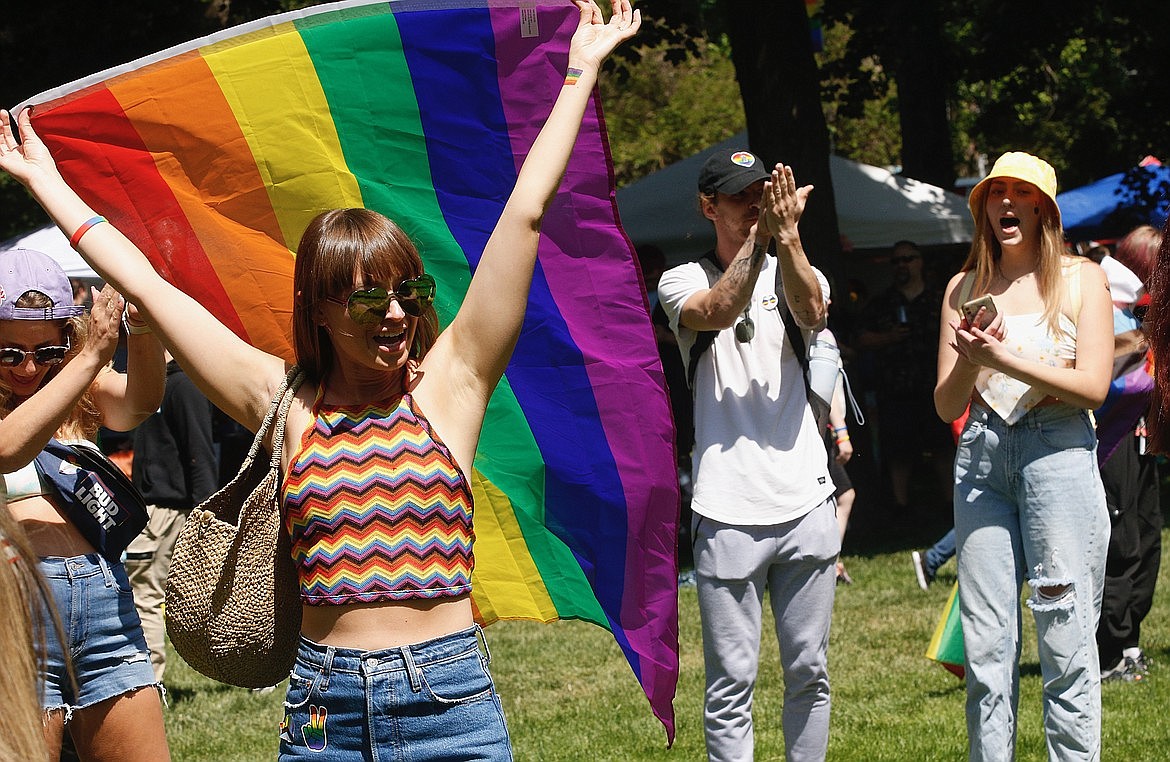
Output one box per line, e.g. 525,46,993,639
949,310,1007,368
567,0,641,70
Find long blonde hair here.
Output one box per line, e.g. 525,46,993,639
0,293,102,440
0,509,55,762
961,190,1073,338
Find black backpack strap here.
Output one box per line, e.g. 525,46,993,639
685,250,722,390
775,264,832,429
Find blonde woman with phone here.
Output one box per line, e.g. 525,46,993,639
934,152,1113,761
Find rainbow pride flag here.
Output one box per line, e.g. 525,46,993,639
925,583,965,679
17,0,678,739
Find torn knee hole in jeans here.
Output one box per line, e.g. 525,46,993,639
1027,577,1075,611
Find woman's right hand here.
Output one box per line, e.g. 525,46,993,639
0,107,64,189
83,285,125,368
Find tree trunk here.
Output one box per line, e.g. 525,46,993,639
894,1,954,189
719,0,843,290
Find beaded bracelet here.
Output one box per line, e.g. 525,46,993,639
69,215,107,249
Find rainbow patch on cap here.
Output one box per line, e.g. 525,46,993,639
730,151,756,168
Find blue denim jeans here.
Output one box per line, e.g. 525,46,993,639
279,625,512,761
37,554,158,715
954,403,1108,762
924,529,957,577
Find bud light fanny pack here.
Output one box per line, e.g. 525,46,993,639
34,438,149,562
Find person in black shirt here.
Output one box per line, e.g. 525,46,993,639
125,354,217,680
855,240,954,520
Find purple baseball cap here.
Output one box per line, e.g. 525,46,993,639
0,248,88,321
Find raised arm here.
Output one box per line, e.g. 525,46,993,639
760,164,825,330
0,287,121,471
677,220,769,332
0,108,286,431
433,0,640,399
90,298,166,432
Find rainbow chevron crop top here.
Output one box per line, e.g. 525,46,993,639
282,390,474,605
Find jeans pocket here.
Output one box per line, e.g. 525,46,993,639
419,650,494,706
1038,414,1094,451
284,666,321,711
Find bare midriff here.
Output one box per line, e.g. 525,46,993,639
300,593,475,651
7,496,95,557
972,391,1063,412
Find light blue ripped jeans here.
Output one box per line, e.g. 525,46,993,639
954,402,1108,762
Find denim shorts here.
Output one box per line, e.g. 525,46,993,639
37,554,158,714
280,625,512,761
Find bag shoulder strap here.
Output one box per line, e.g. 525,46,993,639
233,366,305,475
956,270,977,307
1064,258,1083,323
686,251,723,390
269,368,306,469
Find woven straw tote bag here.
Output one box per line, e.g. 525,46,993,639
165,366,305,688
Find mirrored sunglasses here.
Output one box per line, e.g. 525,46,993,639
0,340,71,368
327,274,436,326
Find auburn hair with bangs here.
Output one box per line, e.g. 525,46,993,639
291,209,439,383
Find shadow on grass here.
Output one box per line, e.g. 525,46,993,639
166,681,239,705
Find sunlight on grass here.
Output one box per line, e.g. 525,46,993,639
159,537,1170,760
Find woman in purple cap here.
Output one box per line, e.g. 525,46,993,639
934,152,1113,760
0,248,168,760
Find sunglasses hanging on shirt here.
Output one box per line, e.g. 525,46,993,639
734,305,755,343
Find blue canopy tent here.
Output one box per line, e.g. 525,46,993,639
1058,159,1170,241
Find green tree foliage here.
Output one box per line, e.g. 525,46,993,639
824,0,1170,188
816,18,900,169
951,2,1170,186
601,30,745,188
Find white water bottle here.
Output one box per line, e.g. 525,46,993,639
807,331,840,408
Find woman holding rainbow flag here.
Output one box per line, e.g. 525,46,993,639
0,1,639,758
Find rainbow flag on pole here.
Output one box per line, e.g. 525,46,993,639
16,0,679,740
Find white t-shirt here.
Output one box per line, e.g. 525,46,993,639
658,255,834,525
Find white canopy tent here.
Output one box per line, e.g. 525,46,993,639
616,132,973,265
1,223,100,281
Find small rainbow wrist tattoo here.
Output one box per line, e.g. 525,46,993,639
564,67,583,86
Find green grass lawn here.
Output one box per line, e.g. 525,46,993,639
159,536,1170,760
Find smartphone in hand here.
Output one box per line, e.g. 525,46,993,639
961,294,998,329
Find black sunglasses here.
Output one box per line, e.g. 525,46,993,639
734,306,755,343
0,338,71,368
326,274,436,326
890,255,920,265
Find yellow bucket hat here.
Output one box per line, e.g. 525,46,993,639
968,151,1060,225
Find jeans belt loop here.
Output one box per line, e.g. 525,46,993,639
321,646,335,691
475,623,492,665
402,646,423,693
96,553,116,588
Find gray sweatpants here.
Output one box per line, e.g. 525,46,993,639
693,497,839,762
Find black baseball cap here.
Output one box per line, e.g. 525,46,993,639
698,149,770,195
